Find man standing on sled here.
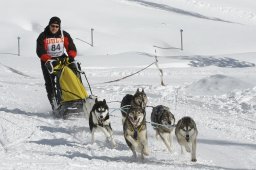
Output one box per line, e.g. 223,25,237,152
36,16,77,110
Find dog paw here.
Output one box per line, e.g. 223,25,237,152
185,147,191,153
143,149,149,156
191,158,197,162
133,143,139,149
167,148,172,153
112,142,117,148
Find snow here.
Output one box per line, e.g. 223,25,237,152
185,74,253,96
0,0,256,169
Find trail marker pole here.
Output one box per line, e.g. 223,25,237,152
91,28,94,47
180,29,183,51
17,36,21,56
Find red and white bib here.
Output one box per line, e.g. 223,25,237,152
46,31,64,57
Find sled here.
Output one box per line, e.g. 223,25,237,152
45,57,89,119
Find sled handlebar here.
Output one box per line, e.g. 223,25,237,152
45,59,58,74
45,59,83,75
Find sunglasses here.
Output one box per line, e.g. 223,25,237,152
50,24,59,28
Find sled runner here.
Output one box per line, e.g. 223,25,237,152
45,57,89,119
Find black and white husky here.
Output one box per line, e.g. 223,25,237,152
89,99,116,147
151,105,175,152
175,116,198,162
121,88,148,124
123,107,149,160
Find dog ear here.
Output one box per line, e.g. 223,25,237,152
95,98,98,103
136,88,140,93
103,99,106,104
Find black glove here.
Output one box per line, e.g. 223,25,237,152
45,59,59,74
68,56,74,63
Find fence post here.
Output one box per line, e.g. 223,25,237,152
91,28,94,47
17,36,21,56
180,29,183,51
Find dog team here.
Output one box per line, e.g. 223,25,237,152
83,88,198,162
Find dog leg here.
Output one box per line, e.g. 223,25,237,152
108,133,117,148
125,135,139,149
106,126,117,148
140,131,149,156
191,139,197,162
132,147,137,160
155,130,160,140
159,132,171,152
180,145,184,154
91,128,96,144
98,126,117,147
185,142,191,153
122,117,126,125
141,148,145,160
169,131,173,148
99,126,112,140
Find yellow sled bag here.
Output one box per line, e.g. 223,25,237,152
59,66,88,102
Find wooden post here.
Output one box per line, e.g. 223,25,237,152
154,49,165,86
180,29,183,51
17,36,21,56
91,28,94,47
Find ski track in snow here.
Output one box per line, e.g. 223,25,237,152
0,63,34,79
125,0,235,23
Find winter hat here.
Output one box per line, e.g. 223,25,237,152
49,16,61,26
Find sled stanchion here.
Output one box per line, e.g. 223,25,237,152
82,72,93,96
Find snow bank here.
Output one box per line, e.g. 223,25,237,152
185,74,252,96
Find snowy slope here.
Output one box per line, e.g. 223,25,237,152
0,0,256,169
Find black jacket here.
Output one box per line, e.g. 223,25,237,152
36,26,77,62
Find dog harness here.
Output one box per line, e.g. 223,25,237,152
93,112,110,127
127,113,146,140
151,106,174,132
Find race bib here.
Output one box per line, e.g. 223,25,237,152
46,33,64,57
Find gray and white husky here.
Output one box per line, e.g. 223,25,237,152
175,116,198,162
121,88,148,124
151,105,175,152
89,99,116,148
123,107,149,160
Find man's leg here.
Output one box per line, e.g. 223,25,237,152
41,61,55,109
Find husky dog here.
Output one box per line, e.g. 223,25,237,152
89,99,116,147
120,88,148,124
83,95,97,119
151,105,175,152
123,107,149,160
175,116,198,162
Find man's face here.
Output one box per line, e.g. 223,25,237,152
49,24,59,34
